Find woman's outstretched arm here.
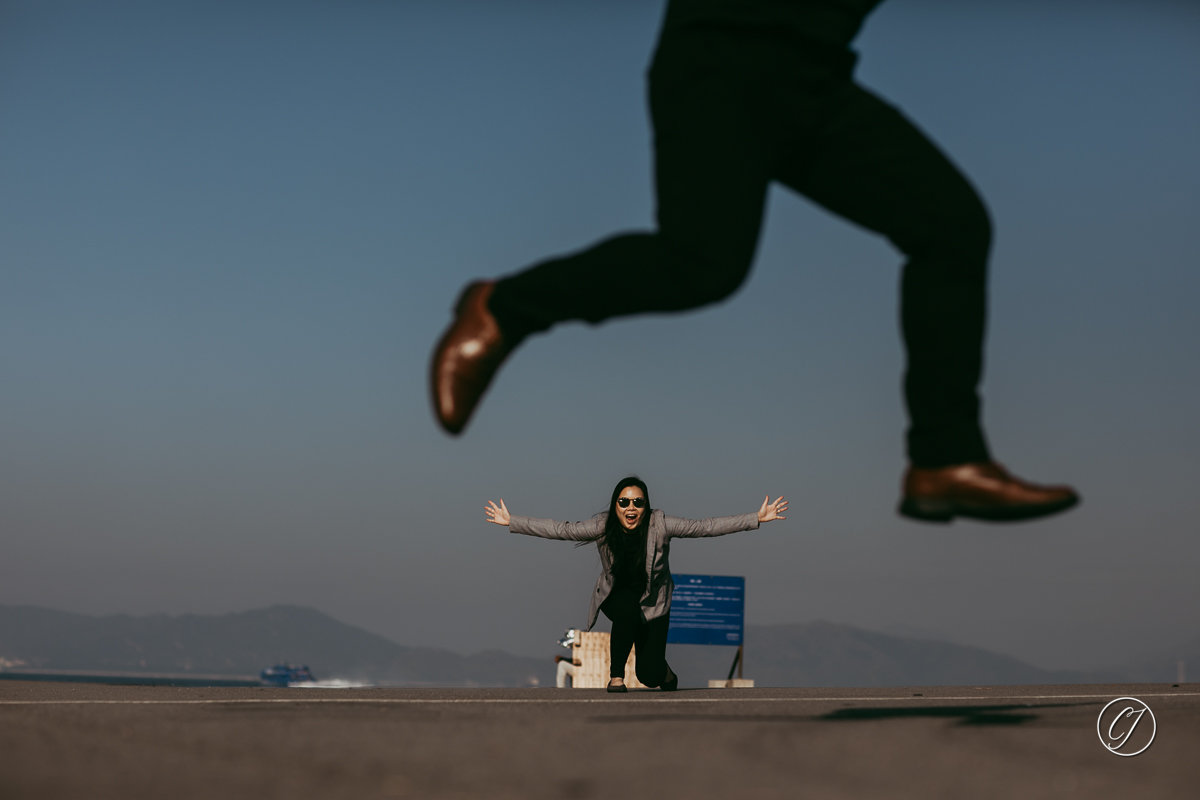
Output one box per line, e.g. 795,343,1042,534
484,499,605,542
665,495,788,539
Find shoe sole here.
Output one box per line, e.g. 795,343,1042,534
898,495,1079,524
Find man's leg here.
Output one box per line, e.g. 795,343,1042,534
778,83,1077,521
778,82,991,467
431,34,771,434
487,62,772,341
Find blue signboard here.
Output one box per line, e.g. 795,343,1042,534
666,574,744,646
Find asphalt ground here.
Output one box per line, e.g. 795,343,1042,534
1,682,1195,799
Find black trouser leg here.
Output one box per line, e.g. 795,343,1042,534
606,610,636,680
488,32,990,467
777,83,992,467
603,609,672,685
488,34,771,341
632,614,671,688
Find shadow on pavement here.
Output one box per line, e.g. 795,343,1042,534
588,702,1093,727
819,702,1088,726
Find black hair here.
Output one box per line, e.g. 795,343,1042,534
598,476,650,581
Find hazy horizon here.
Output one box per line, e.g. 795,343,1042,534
6,599,1194,677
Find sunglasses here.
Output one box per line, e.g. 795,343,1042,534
617,497,646,509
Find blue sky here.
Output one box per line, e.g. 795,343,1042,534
2,0,1198,671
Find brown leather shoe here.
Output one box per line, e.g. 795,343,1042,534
430,281,513,435
899,461,1079,523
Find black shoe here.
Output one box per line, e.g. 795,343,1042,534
606,680,627,694
660,667,678,692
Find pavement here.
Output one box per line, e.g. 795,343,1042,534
1,681,1195,799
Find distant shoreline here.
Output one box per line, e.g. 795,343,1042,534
0,669,261,688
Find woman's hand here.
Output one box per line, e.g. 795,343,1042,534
757,495,788,523
485,499,511,526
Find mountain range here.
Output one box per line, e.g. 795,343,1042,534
0,604,550,687
0,604,1192,688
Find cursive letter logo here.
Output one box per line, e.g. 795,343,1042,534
1096,697,1156,756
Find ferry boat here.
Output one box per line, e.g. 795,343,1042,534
260,664,316,687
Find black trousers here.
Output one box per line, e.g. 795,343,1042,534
490,29,992,468
602,599,671,686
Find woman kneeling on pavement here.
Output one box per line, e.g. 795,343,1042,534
485,476,786,692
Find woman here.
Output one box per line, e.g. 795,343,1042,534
485,476,787,693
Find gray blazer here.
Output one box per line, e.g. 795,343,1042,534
509,508,759,630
